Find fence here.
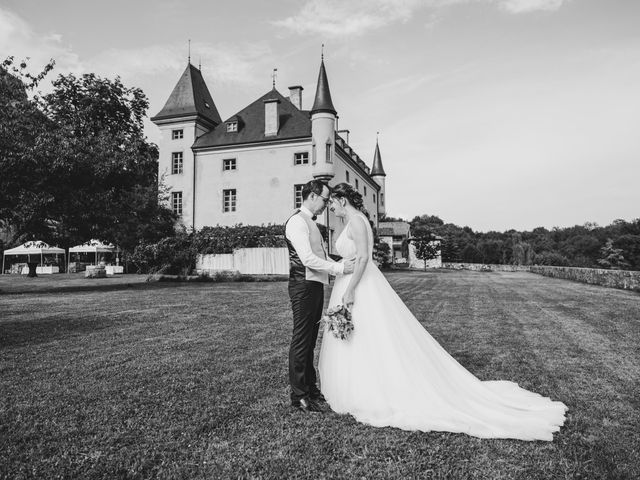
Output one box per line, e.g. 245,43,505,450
196,247,289,275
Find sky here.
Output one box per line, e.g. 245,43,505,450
1,0,639,232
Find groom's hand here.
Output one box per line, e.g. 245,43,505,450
342,257,356,274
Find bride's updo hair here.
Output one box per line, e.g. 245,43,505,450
332,182,365,212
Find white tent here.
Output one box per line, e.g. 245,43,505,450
2,240,66,274
67,239,118,271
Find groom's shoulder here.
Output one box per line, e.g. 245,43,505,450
285,209,302,226
286,209,301,220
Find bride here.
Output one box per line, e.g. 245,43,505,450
318,183,567,441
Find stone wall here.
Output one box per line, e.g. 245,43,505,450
530,266,640,292
442,263,530,272
442,262,640,292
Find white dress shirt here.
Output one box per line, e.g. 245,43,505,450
285,206,344,284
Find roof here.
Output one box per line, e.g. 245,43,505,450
151,63,222,126
378,221,410,237
69,239,116,253
311,60,336,115
194,89,312,149
371,139,386,176
3,241,65,255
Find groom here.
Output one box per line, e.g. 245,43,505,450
285,179,354,413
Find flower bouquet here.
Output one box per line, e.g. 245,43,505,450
320,304,354,340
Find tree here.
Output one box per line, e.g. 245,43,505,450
0,57,56,245
375,241,392,269
598,239,630,270
461,244,482,263
511,233,534,265
410,235,440,270
613,234,640,271
1,58,176,252
440,235,461,262
533,251,570,266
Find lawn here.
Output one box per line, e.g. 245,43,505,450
1,270,639,479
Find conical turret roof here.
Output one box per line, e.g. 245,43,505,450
311,60,336,115
151,63,222,126
371,139,386,176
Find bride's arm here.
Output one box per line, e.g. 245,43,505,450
342,216,370,309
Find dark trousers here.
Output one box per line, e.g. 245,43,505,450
288,279,324,403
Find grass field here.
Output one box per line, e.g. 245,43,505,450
1,270,639,479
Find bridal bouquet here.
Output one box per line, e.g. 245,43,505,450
321,304,353,340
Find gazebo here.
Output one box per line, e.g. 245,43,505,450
67,239,119,272
2,240,66,274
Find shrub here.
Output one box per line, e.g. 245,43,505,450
130,225,286,274
193,225,285,254
533,251,570,267
130,230,195,275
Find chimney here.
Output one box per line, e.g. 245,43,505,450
264,98,280,136
288,86,303,109
337,129,350,144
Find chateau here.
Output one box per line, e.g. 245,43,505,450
151,57,387,250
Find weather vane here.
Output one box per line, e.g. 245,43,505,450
321,43,324,60
272,68,278,89
188,39,191,63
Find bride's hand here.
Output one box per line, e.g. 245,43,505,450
342,289,355,310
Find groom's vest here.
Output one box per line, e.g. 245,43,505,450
285,209,329,284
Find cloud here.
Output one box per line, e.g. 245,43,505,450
0,6,82,79
271,0,423,37
1,4,274,96
272,0,570,37
496,0,567,14
70,41,274,89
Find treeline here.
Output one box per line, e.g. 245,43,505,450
389,215,640,271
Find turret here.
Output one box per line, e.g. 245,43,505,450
151,63,221,228
371,137,386,216
311,58,337,181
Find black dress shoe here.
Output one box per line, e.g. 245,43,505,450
310,392,326,403
292,398,323,413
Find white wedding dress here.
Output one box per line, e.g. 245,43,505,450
318,214,567,441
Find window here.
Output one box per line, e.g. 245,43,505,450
294,184,304,209
223,158,236,171
294,152,309,165
172,129,183,140
373,193,376,203
171,152,183,174
226,122,238,132
171,192,182,216
346,171,350,182
325,143,332,163
223,189,237,212
364,186,367,196
355,179,359,190
381,193,384,205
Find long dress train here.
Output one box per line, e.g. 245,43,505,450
318,214,567,441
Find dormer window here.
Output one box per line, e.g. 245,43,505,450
227,122,238,133
204,102,211,109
